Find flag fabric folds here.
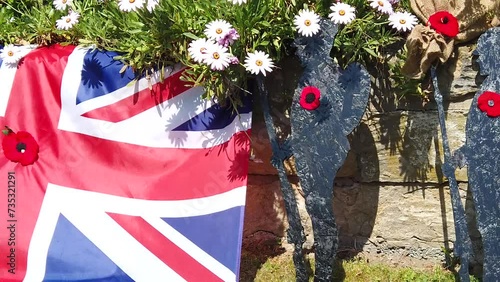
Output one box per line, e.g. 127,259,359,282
0,44,252,282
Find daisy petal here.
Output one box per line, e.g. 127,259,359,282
294,9,321,37
227,0,247,4
328,3,356,25
388,12,418,32
204,20,233,41
369,0,393,15
118,0,145,12
53,0,73,10
203,43,231,71
244,51,274,76
0,45,22,66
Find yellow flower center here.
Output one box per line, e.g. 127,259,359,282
339,10,345,16
399,19,406,24
378,1,384,6
255,60,263,66
304,19,311,26
200,47,207,53
62,0,67,3
213,52,220,59
66,18,71,23
7,51,14,57
129,0,135,3
216,28,223,34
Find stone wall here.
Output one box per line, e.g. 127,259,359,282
242,44,484,270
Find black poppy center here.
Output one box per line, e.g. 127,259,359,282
305,93,316,103
440,17,449,24
16,142,27,152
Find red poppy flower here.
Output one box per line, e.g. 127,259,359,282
428,11,459,37
477,91,500,118
300,86,321,111
2,130,39,166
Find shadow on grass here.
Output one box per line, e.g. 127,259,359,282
239,235,287,282
242,250,471,282
240,243,353,282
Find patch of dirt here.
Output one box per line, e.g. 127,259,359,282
352,251,446,270
242,231,286,258
240,231,287,281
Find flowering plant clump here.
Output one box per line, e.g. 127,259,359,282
329,0,427,98
331,0,418,67
0,0,420,102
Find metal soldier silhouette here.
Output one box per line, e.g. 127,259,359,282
453,27,500,281
259,19,370,281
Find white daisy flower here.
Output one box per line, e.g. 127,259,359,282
369,0,393,15
69,10,80,23
203,43,231,71
227,0,247,4
56,13,78,30
147,0,159,12
244,50,274,76
294,9,321,37
53,0,73,11
204,19,233,41
118,0,145,12
328,3,356,25
0,45,22,66
388,11,418,32
188,38,213,63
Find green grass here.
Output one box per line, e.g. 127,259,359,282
240,252,480,282
339,260,460,282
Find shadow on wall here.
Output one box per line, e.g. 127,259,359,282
239,175,287,282
240,45,485,280
366,58,439,192
365,59,462,270
240,56,381,281
335,123,380,261
239,57,299,282
354,60,469,274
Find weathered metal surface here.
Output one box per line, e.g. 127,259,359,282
456,27,500,281
254,19,500,282
257,76,308,281
431,66,472,282
258,19,370,281
290,19,370,281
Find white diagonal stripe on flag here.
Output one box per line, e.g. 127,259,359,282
37,184,246,218
61,47,214,130
62,48,215,130
58,47,250,149
144,217,237,282
62,209,186,282
25,184,187,282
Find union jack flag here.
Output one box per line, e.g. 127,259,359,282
0,45,252,281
